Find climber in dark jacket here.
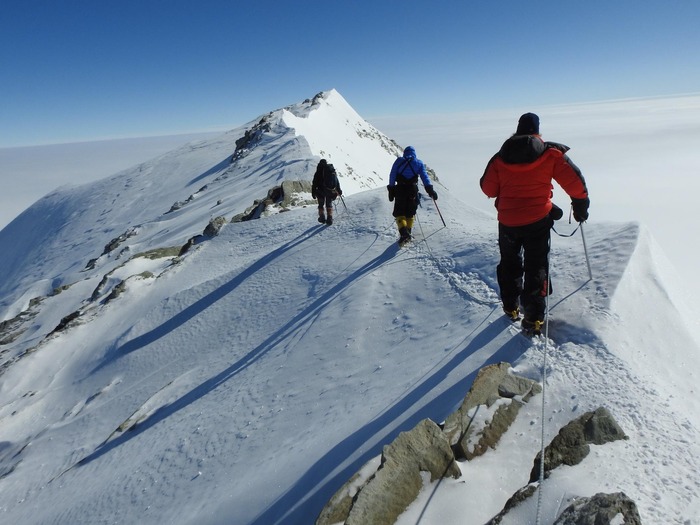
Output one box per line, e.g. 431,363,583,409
480,112,589,335
312,159,342,225
387,146,437,245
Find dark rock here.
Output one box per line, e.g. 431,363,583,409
85,257,99,271
105,280,126,302
315,457,380,525
443,362,541,460
49,310,82,335
232,116,272,162
485,484,538,525
317,419,460,525
553,492,642,525
232,180,314,222
178,235,204,256
530,407,628,483
489,408,631,524
101,227,138,256
203,216,227,237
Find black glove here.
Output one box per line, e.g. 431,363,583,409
387,185,395,202
426,186,438,200
571,197,590,222
337,189,342,196
311,188,317,199
549,203,563,221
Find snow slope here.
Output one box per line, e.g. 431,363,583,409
0,90,400,322
1,91,699,525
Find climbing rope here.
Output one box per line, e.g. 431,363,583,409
535,297,550,524
414,211,435,257
535,234,555,525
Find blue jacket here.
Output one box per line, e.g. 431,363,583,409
389,146,432,189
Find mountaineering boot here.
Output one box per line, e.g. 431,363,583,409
325,207,333,225
318,209,326,224
522,318,544,337
503,305,520,321
398,226,411,245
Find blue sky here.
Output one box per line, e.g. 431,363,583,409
2,0,699,147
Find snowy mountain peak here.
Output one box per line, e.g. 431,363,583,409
0,90,401,320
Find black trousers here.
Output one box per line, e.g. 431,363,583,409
317,189,336,211
497,216,552,322
392,183,418,218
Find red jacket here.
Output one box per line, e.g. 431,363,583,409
480,135,588,227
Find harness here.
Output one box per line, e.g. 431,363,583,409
396,158,419,185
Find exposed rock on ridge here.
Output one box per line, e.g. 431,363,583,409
552,492,642,525
316,363,540,525
317,363,636,525
530,406,628,482
443,361,542,460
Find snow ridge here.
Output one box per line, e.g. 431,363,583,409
0,90,400,321
1,91,699,525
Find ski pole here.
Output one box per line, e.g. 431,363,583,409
339,194,348,212
580,222,593,280
432,197,446,227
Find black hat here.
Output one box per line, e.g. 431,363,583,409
516,113,540,135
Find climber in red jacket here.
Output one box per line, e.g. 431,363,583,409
480,112,589,335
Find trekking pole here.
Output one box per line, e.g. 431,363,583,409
432,197,446,227
580,222,593,280
339,194,348,212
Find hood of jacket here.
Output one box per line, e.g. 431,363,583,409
498,135,546,164
403,146,416,159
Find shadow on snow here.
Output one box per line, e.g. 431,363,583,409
250,313,528,525
77,231,407,470
75,223,529,525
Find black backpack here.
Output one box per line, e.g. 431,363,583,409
323,164,338,190
397,159,418,185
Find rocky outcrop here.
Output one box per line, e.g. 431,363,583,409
316,419,460,525
485,484,538,525
443,362,542,460
553,492,642,525
86,227,140,270
166,184,210,214
203,216,227,237
101,227,139,257
317,365,542,525
179,216,230,255
231,115,272,162
49,310,82,336
530,407,628,482
0,297,43,346
280,180,314,207
231,180,314,222
317,360,638,525
315,457,380,525
488,407,630,524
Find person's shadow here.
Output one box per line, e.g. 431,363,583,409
249,313,528,525
76,237,404,470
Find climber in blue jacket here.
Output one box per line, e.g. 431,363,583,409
387,146,437,245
